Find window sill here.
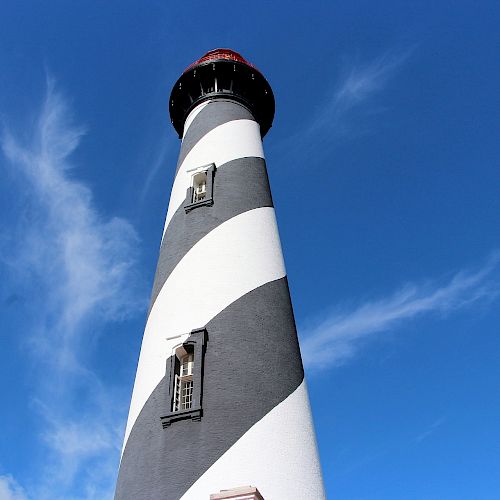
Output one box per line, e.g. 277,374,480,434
184,198,214,213
161,406,202,428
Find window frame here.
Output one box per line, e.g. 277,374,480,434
161,327,208,428
184,163,216,212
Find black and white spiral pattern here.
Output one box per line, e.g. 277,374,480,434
115,99,325,499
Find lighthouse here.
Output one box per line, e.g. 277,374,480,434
115,49,325,500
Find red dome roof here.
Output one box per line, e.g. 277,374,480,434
183,48,259,74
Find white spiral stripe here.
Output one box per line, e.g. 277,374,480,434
162,119,264,238
123,207,286,451
180,380,326,500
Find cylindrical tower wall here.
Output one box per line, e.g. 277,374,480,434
116,58,325,500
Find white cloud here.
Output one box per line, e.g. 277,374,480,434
308,49,411,135
0,476,28,500
1,79,145,498
2,79,143,344
139,135,172,202
300,254,500,372
415,416,447,443
334,52,407,109
272,48,412,161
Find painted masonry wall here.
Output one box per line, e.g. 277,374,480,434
115,99,325,500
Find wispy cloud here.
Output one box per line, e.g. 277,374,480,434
272,48,412,161
415,416,447,443
1,79,145,498
138,135,172,203
0,476,28,500
300,254,500,372
308,48,411,136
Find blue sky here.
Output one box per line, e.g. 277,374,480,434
1,1,499,499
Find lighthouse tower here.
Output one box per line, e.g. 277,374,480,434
115,49,325,500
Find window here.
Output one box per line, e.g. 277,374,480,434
161,328,208,428
192,172,207,203
184,164,215,212
173,352,194,411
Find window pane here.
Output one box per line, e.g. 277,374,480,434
181,380,193,409
180,353,194,376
